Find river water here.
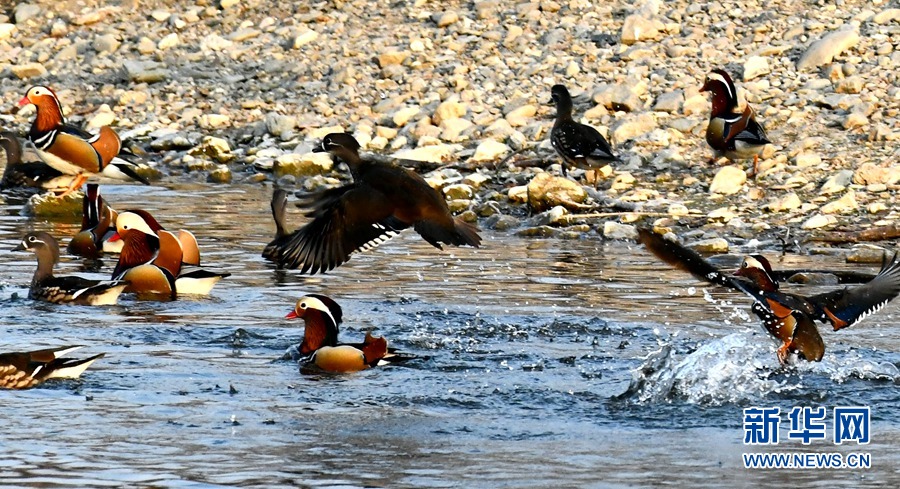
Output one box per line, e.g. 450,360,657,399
0,183,897,488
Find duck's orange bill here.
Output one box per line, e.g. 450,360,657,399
17,96,30,107
108,232,121,242
285,310,298,319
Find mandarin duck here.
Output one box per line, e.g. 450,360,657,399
262,188,290,263
0,130,71,193
110,210,228,298
271,133,481,273
1,345,104,390
67,183,117,259
700,69,771,176
549,84,617,184
12,231,128,305
639,228,900,364
17,86,150,196
284,294,414,373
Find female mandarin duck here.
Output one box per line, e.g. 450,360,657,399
700,69,771,176
262,188,290,263
270,133,481,273
0,130,71,192
17,85,150,195
285,294,413,373
67,184,117,259
639,228,900,364
1,345,104,390
548,84,617,184
110,210,228,298
12,231,128,305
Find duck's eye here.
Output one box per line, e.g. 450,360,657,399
27,236,37,242
299,302,307,309
741,261,747,268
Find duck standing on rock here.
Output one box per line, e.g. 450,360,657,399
12,231,128,305
271,133,481,273
639,228,900,364
17,86,150,196
700,69,771,176
548,84,618,185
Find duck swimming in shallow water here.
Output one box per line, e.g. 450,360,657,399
0,345,104,389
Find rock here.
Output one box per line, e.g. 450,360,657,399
526,172,587,212
485,214,520,231
22,191,83,218
854,163,900,185
433,11,459,27
797,29,860,71
505,105,536,127
14,4,41,24
94,34,120,53
843,112,868,130
11,62,47,79
594,84,642,112
652,90,683,113
377,50,410,67
471,139,510,162
86,105,115,130
265,113,297,138
821,191,858,214
188,136,234,163
872,8,900,24
603,222,638,240
835,76,863,94
392,144,461,163
508,185,528,203
709,165,746,195
433,100,467,126
199,114,231,129
201,33,234,51
612,113,656,142
764,193,802,212
220,0,241,9
620,14,661,45
786,273,841,286
273,152,333,178
820,169,854,195
794,152,821,168
207,165,232,183
464,173,489,188
443,183,474,200
743,56,770,80
801,214,837,230
690,238,729,253
0,24,16,41
392,106,420,127
439,117,473,141
293,30,319,48
847,247,889,264
158,33,179,50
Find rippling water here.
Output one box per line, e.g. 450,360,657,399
1,183,898,488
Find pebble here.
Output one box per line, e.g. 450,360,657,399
743,56,770,80
603,222,638,240
820,170,854,195
620,14,661,44
0,23,15,41
208,165,232,184
689,238,729,253
392,144,461,163
470,139,510,162
294,30,319,48
708,166,746,195
433,11,459,27
801,214,837,230
797,29,860,71
526,172,587,212
11,62,46,79
820,191,858,214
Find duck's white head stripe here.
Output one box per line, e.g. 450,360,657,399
707,72,733,100
299,296,337,326
117,212,158,237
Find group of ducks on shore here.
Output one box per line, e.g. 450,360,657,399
2,68,897,389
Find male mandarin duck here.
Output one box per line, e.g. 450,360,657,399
110,210,228,298
17,86,150,195
262,188,290,263
549,84,617,184
12,231,128,305
700,69,771,176
67,183,117,259
638,228,900,364
1,345,104,389
284,294,413,373
0,130,72,193
271,133,481,273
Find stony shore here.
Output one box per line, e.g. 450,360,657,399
1,0,899,258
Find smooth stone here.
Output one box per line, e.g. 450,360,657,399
820,169,854,194
22,191,83,218
11,62,47,79
612,113,656,142
801,214,837,230
504,105,536,127
443,183,474,200
433,100,467,126
794,152,821,167
603,222,638,240
158,33,179,50
188,136,233,163
392,144,461,163
620,14,661,45
433,11,459,27
652,90,683,113
293,30,319,48
821,191,858,214
463,173,489,188
265,113,297,137
526,172,587,212
709,165,747,195
14,4,41,24
273,153,333,178
377,50,410,67
470,139,511,162
484,214,521,231
0,23,15,41
764,192,802,212
689,238,729,253
207,165,232,184
743,56,770,80
797,29,860,71
847,247,889,264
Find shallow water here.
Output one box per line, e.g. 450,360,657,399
1,183,898,488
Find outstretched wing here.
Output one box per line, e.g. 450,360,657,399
807,251,900,331
275,184,410,273
637,227,764,301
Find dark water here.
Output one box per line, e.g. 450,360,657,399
1,183,898,488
